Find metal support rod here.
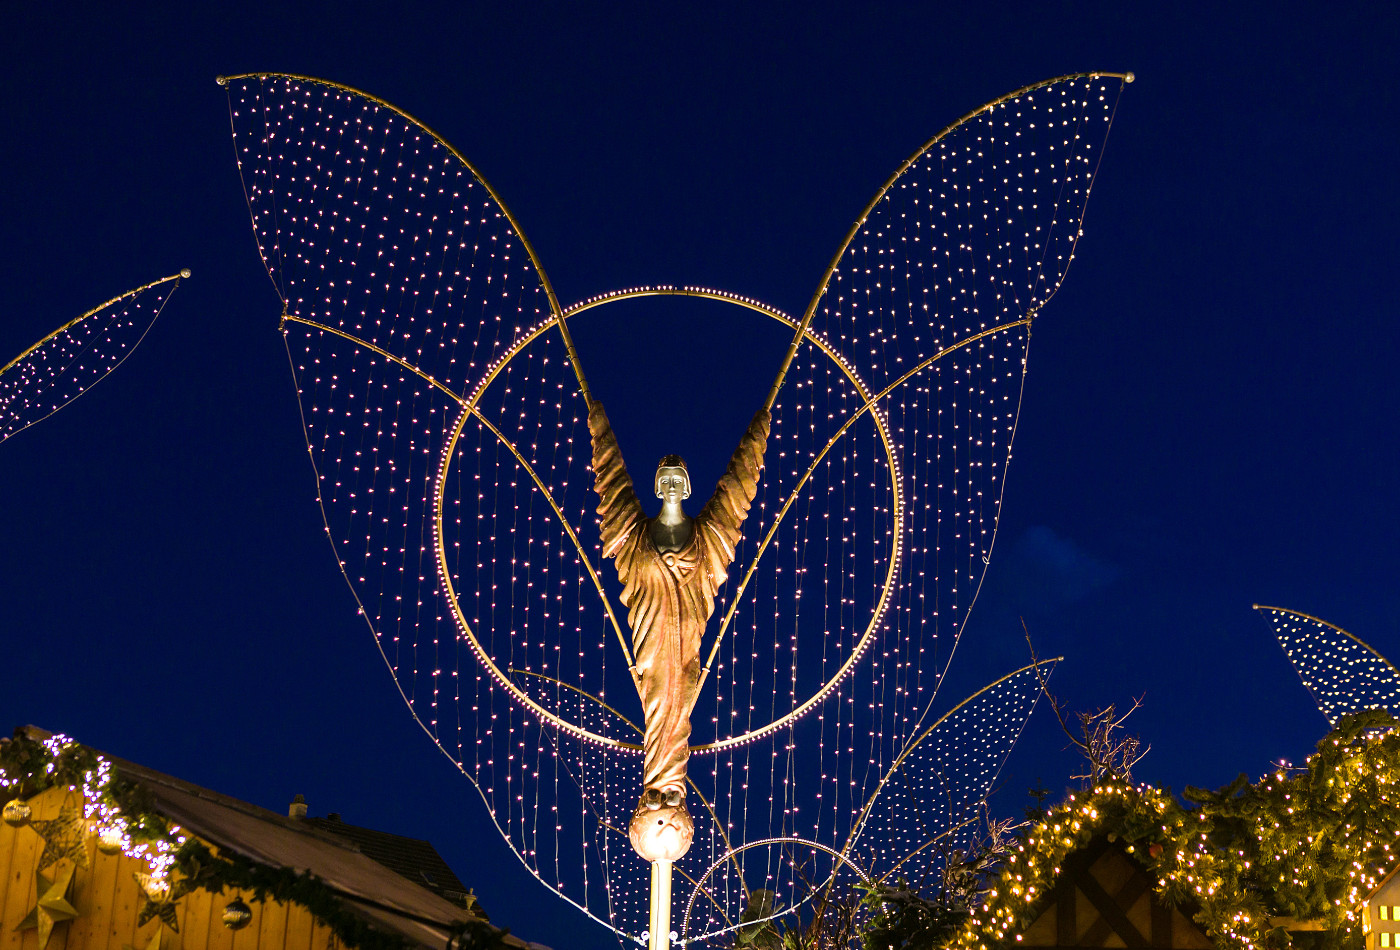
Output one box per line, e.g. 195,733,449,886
649,860,673,950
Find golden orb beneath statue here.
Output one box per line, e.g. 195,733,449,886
629,797,694,863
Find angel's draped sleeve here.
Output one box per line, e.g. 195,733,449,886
696,408,771,585
588,403,646,571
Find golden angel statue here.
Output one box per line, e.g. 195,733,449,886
223,69,1131,946
590,403,770,860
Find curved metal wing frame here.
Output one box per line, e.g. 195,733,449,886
840,660,1056,877
690,72,1129,766
221,70,621,733
765,70,1133,408
0,271,185,443
680,836,874,943
219,72,602,407
1255,604,1400,727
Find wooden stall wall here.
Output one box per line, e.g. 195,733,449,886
0,788,331,950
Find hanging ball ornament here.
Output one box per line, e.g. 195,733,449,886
221,898,253,931
3,799,32,827
96,827,124,855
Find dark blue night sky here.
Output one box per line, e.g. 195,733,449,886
3,4,1398,948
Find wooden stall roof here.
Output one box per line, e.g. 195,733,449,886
1016,837,1211,949
17,728,546,950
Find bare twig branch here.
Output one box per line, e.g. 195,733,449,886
1023,619,1150,787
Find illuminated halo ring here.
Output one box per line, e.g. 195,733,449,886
679,836,874,943
434,284,913,753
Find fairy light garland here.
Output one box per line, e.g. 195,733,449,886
224,71,1127,944
0,731,491,950
0,733,187,882
958,712,1400,950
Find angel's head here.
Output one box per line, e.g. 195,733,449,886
655,455,691,504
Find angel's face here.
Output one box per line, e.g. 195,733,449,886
655,465,691,503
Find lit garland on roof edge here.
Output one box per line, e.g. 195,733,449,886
0,730,511,950
956,709,1400,950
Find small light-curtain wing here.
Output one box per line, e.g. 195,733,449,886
0,272,185,444
1255,604,1400,727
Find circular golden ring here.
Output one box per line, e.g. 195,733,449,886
434,286,903,753
680,835,873,942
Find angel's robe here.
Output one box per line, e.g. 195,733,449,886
588,403,770,794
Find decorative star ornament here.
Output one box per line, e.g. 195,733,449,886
134,873,186,932
14,863,81,950
30,797,90,871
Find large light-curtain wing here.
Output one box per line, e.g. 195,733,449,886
703,72,1129,744
0,272,185,444
651,74,1126,941
1255,605,1400,727
223,73,636,933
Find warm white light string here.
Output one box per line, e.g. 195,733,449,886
0,734,188,882
226,72,1125,944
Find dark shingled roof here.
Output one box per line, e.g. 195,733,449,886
301,815,471,909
